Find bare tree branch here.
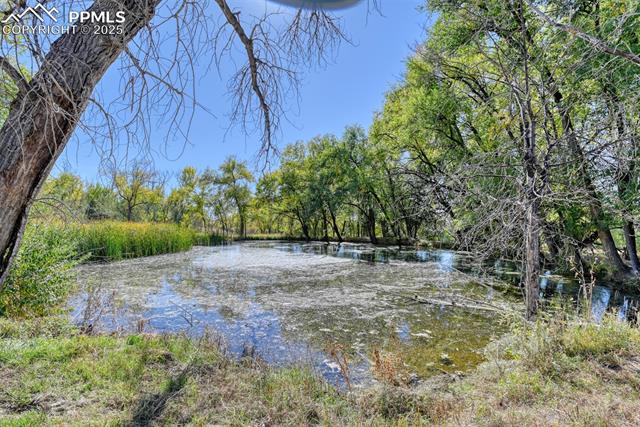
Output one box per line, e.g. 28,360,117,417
524,0,640,66
214,0,274,154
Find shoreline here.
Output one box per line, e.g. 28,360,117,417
1,314,639,425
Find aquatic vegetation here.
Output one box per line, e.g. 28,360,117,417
192,231,225,247
73,243,507,379
73,221,222,261
0,221,223,318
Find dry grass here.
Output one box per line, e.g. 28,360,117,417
371,349,409,387
1,314,640,426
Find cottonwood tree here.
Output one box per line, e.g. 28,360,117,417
396,0,639,317
216,156,254,238
110,161,164,221
0,0,353,286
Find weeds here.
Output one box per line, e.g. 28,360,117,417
74,221,196,261
371,348,408,386
0,225,81,318
61,220,224,262
1,312,640,425
2,309,640,425
327,343,352,391
1,220,223,319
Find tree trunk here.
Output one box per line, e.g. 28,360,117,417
239,212,246,238
610,92,640,273
522,110,542,319
328,206,342,242
0,0,161,287
301,223,311,242
524,198,541,319
367,207,378,244
519,6,541,320
623,221,640,273
546,74,630,276
322,209,329,243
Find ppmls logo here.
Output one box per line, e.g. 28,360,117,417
2,4,59,23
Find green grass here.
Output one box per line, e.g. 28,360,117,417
73,221,223,261
0,318,376,426
0,225,80,318
1,314,640,425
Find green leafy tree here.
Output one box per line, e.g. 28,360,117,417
217,157,254,238
85,184,118,220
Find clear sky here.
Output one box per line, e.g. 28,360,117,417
54,0,429,185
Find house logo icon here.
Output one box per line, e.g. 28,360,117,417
2,4,59,24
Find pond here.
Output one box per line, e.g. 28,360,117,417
70,241,636,386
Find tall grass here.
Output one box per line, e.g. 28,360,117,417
192,232,225,247
0,221,223,318
0,225,81,318
74,221,222,261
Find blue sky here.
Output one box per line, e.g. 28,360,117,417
55,0,429,184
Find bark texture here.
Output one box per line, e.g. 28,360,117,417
0,0,161,286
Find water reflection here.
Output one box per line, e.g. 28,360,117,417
275,241,639,320
537,270,639,321
72,242,506,385
72,241,638,385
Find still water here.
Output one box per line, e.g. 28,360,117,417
71,241,635,385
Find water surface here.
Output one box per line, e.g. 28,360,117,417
71,242,519,384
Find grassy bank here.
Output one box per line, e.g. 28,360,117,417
1,314,639,426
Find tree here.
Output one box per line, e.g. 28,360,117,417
166,166,217,230
276,142,316,240
378,0,640,317
36,172,85,218
85,183,118,220
253,171,282,234
112,162,163,221
217,157,254,238
523,0,640,66
0,0,350,286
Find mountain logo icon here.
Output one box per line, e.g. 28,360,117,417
2,4,59,24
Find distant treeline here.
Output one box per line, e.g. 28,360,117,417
38,0,640,289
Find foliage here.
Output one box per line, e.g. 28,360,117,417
85,183,118,220
0,219,223,317
217,157,254,238
112,163,165,222
0,225,80,318
34,172,86,219
73,221,199,261
192,231,226,246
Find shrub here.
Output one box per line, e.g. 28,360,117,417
0,221,222,317
561,316,640,361
0,225,80,318
501,312,640,374
0,315,76,338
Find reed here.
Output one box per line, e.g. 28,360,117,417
74,221,222,261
